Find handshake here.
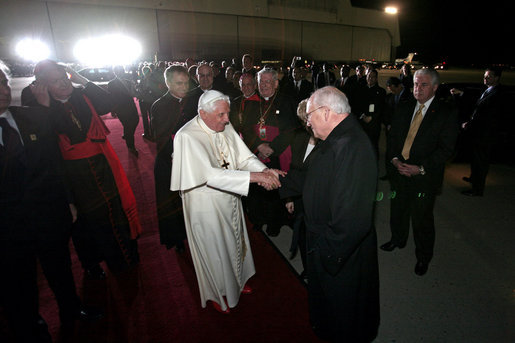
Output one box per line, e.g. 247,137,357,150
250,169,286,191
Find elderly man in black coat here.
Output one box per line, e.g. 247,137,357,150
303,86,380,342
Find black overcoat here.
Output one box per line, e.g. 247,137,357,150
302,114,380,342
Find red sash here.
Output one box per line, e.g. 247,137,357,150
253,124,292,172
58,96,142,239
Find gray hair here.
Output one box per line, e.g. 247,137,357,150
414,68,440,86
257,67,278,83
310,86,351,115
198,90,230,114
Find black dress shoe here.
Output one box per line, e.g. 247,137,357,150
85,264,106,280
380,241,400,252
414,261,429,276
461,189,483,197
266,224,280,237
462,176,472,183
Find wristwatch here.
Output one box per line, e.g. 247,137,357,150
419,165,426,175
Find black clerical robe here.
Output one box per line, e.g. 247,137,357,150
240,92,299,230
151,92,196,248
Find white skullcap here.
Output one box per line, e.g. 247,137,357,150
198,90,230,113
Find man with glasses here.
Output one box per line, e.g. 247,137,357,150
303,86,380,342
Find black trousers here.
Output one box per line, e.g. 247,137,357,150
389,178,437,264
1,202,80,341
470,142,492,195
117,110,140,150
138,100,152,137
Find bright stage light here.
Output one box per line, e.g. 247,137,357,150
73,34,142,66
385,7,398,14
15,38,50,62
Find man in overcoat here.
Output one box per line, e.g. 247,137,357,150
303,86,380,342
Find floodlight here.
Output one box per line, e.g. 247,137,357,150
385,7,398,14
73,34,142,66
15,38,50,62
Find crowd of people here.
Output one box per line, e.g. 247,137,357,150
0,52,507,342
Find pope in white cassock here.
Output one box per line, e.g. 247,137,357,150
171,90,282,314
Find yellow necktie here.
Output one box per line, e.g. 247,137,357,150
401,104,425,160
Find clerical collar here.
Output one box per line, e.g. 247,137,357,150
169,92,183,102
244,92,256,99
201,86,212,92
262,93,276,101
58,97,71,103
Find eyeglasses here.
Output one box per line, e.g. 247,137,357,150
306,106,326,122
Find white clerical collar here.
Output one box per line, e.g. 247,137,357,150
169,92,183,102
201,86,212,92
244,92,256,99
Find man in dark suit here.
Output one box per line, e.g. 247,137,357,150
0,62,101,342
381,69,459,276
334,65,352,95
108,65,140,156
384,76,414,131
303,87,379,342
183,64,223,118
345,64,367,115
291,64,313,107
357,69,386,157
315,63,335,89
451,67,505,196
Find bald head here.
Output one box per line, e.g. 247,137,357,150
196,64,213,91
34,59,73,100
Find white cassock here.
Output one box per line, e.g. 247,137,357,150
171,115,267,311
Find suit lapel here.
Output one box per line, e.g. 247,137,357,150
417,100,438,134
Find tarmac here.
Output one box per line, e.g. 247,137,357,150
266,134,515,343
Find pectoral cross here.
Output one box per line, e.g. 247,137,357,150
221,158,230,169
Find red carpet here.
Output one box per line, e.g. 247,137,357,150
25,110,323,342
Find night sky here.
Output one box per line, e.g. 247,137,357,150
351,0,514,67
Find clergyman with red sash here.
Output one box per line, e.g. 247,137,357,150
241,67,299,236
29,60,141,278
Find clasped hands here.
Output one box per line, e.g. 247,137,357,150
392,158,421,177
251,169,286,191
257,143,274,160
